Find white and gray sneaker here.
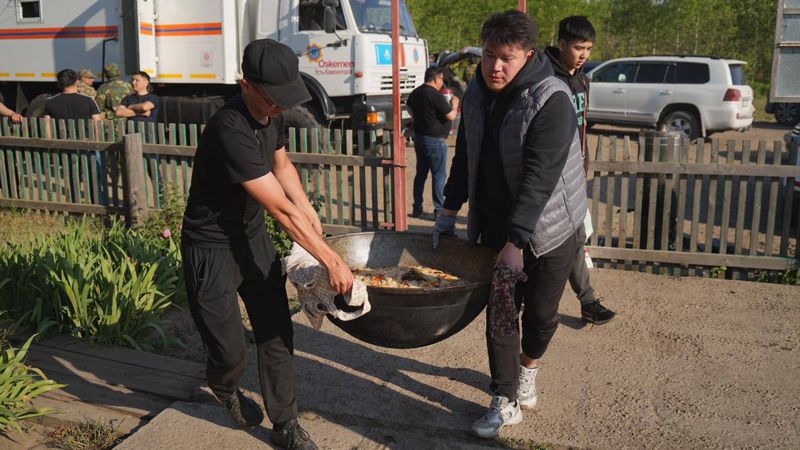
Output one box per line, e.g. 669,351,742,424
471,395,522,439
517,365,539,409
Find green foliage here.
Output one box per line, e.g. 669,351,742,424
0,333,66,433
0,219,184,350
265,213,293,258
754,267,800,285
407,0,778,84
140,184,186,243
45,419,121,450
710,265,727,279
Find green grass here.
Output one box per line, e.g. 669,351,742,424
752,94,774,124
0,209,89,244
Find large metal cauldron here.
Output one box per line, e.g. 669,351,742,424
324,232,496,349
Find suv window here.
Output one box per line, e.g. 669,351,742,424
635,63,669,83
666,62,710,84
728,64,746,85
592,62,637,83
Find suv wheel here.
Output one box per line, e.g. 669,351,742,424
658,110,699,140
774,103,800,126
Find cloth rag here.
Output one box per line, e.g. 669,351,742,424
488,263,528,337
283,243,370,329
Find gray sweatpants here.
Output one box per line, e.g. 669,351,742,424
568,225,597,306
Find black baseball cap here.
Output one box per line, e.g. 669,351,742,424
242,39,311,108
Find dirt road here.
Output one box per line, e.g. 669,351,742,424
159,266,800,449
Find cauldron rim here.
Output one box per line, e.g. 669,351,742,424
324,231,494,295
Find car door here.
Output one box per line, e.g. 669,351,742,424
625,62,674,126
587,61,637,123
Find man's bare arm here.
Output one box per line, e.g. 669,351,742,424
115,105,136,118
272,147,322,235
128,101,155,114
243,172,352,293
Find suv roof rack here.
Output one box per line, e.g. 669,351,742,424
632,54,727,60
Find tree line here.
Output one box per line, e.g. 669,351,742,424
407,0,778,84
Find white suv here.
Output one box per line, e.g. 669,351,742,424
586,56,755,139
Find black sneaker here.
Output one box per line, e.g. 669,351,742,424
219,389,264,429
271,419,318,450
410,210,425,218
581,299,616,325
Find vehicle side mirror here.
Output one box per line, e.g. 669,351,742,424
323,6,336,33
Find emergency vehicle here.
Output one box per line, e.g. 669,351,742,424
0,0,428,129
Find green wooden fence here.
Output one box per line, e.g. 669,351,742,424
0,118,397,234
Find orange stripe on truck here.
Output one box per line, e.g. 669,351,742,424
155,22,222,37
0,26,117,39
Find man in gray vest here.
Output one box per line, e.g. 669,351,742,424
432,10,587,438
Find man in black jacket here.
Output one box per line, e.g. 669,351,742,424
433,11,587,438
545,16,616,325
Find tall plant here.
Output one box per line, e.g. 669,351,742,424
0,220,184,350
0,333,66,433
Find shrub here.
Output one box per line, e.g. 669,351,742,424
0,332,66,433
0,219,183,350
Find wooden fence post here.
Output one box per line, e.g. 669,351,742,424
122,133,148,227
639,130,683,250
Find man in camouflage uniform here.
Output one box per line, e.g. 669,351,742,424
95,63,133,120
77,69,97,99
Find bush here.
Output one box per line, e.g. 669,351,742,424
0,332,66,433
0,219,184,350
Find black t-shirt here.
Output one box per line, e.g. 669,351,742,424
407,84,452,138
120,93,160,123
44,93,100,120
182,94,285,246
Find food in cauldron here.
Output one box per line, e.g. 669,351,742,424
353,266,470,289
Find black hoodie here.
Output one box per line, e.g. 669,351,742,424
443,49,577,250
545,46,590,160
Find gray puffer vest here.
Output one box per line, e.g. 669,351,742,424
461,76,588,256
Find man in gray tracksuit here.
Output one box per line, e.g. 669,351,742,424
432,10,588,438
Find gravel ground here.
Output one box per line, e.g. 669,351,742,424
152,122,799,448
159,267,800,449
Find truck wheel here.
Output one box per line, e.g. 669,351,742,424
658,110,699,141
774,103,800,126
26,93,52,118
282,105,323,143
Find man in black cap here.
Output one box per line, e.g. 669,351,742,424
181,39,353,450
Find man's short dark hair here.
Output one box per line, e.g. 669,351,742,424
56,69,78,90
480,10,539,51
132,71,153,93
424,68,443,83
558,16,596,43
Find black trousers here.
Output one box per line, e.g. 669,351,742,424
485,231,580,400
181,232,297,425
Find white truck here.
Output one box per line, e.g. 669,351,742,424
770,0,800,193
0,0,428,129
768,0,800,126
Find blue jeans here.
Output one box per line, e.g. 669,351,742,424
412,133,448,214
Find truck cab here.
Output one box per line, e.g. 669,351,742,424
0,0,427,130
252,0,427,130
